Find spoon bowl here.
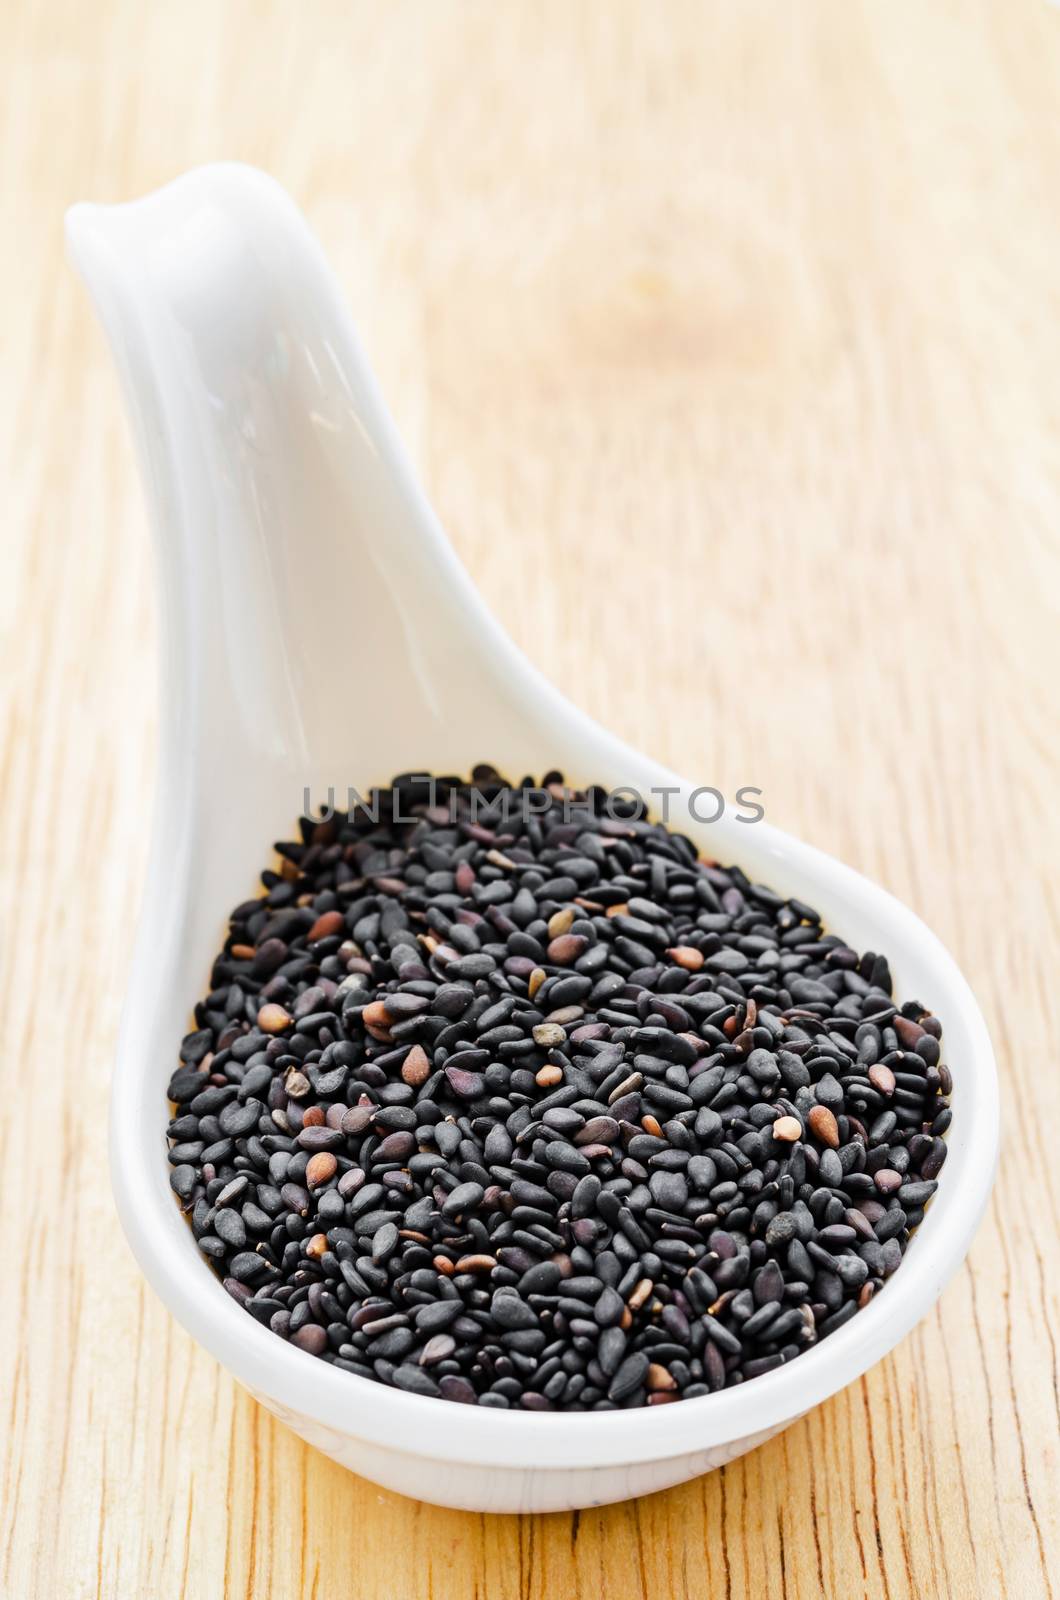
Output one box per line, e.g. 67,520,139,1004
67,164,998,1513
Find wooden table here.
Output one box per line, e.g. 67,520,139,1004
3,2,1058,1594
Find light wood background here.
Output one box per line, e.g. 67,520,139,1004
3,2,1059,1596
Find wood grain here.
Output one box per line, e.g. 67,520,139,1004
2,1,1058,1595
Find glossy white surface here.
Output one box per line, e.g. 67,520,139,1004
66,164,999,1514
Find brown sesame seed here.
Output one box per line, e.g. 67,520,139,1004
454,1254,496,1274
307,909,344,942
547,933,588,964
666,945,704,970
807,1105,840,1148
257,1002,292,1034
401,1043,431,1087
305,1152,337,1187
868,1064,896,1096
532,1023,567,1048
627,1278,653,1311
772,1115,803,1142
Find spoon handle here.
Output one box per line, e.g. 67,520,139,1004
66,163,557,785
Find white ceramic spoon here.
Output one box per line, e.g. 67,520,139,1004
66,164,998,1514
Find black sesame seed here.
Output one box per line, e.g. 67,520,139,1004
169,770,952,1410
